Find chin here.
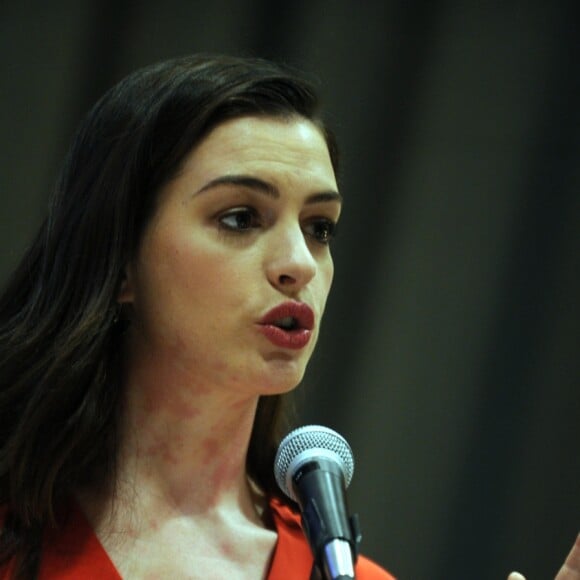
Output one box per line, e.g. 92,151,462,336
257,359,307,394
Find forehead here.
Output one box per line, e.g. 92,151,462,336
178,116,336,187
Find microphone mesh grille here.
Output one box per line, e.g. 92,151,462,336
273,425,354,499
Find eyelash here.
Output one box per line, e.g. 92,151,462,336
217,207,338,245
304,218,337,245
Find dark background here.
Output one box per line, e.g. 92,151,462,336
1,2,578,578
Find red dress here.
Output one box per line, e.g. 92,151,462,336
1,498,394,579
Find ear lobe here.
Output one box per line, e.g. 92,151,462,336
117,264,135,304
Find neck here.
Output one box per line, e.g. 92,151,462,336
84,341,268,529
122,389,259,513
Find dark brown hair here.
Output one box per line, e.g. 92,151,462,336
0,54,338,578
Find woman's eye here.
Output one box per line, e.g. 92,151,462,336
304,218,337,245
218,207,260,232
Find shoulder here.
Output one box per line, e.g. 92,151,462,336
0,501,120,580
356,554,397,579
41,501,120,579
269,497,396,580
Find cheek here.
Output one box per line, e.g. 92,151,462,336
320,260,335,303
132,235,201,320
135,231,252,326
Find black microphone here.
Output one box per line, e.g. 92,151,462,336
274,425,361,580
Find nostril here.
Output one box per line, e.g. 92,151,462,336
278,274,295,285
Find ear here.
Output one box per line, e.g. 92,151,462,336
117,263,135,304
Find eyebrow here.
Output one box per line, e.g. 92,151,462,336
193,174,343,204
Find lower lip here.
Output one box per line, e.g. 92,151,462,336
257,325,312,349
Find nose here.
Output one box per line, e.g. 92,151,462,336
266,223,317,293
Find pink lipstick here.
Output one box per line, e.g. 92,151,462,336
257,301,315,350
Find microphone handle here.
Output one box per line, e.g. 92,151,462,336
292,458,356,579
323,539,356,579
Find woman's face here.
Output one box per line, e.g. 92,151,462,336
121,115,341,396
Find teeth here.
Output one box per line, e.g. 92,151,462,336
275,317,296,329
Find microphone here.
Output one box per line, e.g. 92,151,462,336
274,425,361,580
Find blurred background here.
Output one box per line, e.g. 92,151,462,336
1,1,578,578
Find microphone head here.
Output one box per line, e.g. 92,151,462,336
274,425,355,501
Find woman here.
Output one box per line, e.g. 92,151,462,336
1,54,577,580
0,55,393,578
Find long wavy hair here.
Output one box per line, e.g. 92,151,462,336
0,54,338,578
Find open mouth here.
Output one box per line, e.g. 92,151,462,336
272,316,300,331
257,302,315,349
259,302,315,331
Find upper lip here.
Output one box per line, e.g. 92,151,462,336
258,301,315,331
